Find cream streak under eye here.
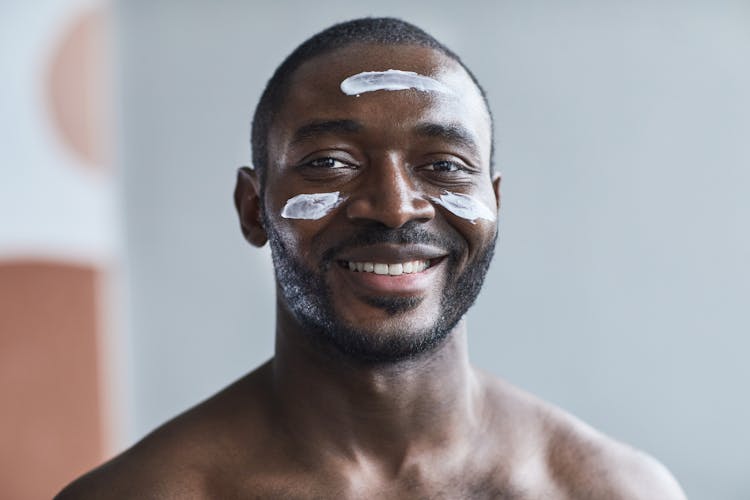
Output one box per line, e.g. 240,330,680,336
281,192,346,220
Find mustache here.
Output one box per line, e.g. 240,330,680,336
320,221,464,266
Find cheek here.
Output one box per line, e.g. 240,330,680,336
280,192,346,220
265,192,334,262
459,220,497,255
264,191,305,247
436,200,496,264
429,191,496,224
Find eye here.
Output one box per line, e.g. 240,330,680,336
421,160,468,173
296,154,360,183
304,157,354,169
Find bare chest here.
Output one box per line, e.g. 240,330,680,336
210,467,562,500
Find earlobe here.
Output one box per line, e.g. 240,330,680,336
234,166,268,247
492,172,502,211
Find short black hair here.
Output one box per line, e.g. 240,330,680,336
250,17,494,183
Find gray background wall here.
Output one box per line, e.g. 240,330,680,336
116,1,750,498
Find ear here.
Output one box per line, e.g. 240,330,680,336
492,171,502,211
234,167,268,247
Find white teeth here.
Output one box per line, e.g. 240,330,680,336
345,259,432,275
374,263,389,275
388,263,403,276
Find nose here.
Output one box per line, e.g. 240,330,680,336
345,153,435,228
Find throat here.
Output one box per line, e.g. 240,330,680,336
271,320,479,463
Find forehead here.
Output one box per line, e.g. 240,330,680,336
268,43,491,165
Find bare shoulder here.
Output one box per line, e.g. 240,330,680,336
56,362,276,500
479,371,686,500
544,406,686,499
53,445,201,500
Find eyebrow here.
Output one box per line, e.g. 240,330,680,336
413,122,481,156
290,119,363,147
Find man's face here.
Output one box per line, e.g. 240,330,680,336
258,43,499,363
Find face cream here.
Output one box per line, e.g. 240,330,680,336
281,192,346,220
340,69,452,96
429,191,496,224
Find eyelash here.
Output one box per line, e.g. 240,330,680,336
420,160,469,173
302,157,356,169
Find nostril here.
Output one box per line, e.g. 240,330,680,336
345,194,434,228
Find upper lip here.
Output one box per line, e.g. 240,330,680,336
336,244,448,263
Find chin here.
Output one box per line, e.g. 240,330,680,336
311,308,459,365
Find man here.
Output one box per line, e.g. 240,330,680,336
58,18,686,499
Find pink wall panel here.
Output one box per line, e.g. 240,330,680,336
0,261,105,499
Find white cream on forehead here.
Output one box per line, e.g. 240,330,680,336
281,192,346,220
340,69,452,96
429,191,496,224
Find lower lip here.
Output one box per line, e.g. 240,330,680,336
335,259,444,295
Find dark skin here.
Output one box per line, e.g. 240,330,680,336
57,44,686,499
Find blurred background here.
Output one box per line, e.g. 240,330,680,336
1,0,748,498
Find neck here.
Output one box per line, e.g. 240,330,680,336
270,302,482,471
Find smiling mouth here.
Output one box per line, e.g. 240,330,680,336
338,257,444,276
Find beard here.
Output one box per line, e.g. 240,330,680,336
265,217,496,365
